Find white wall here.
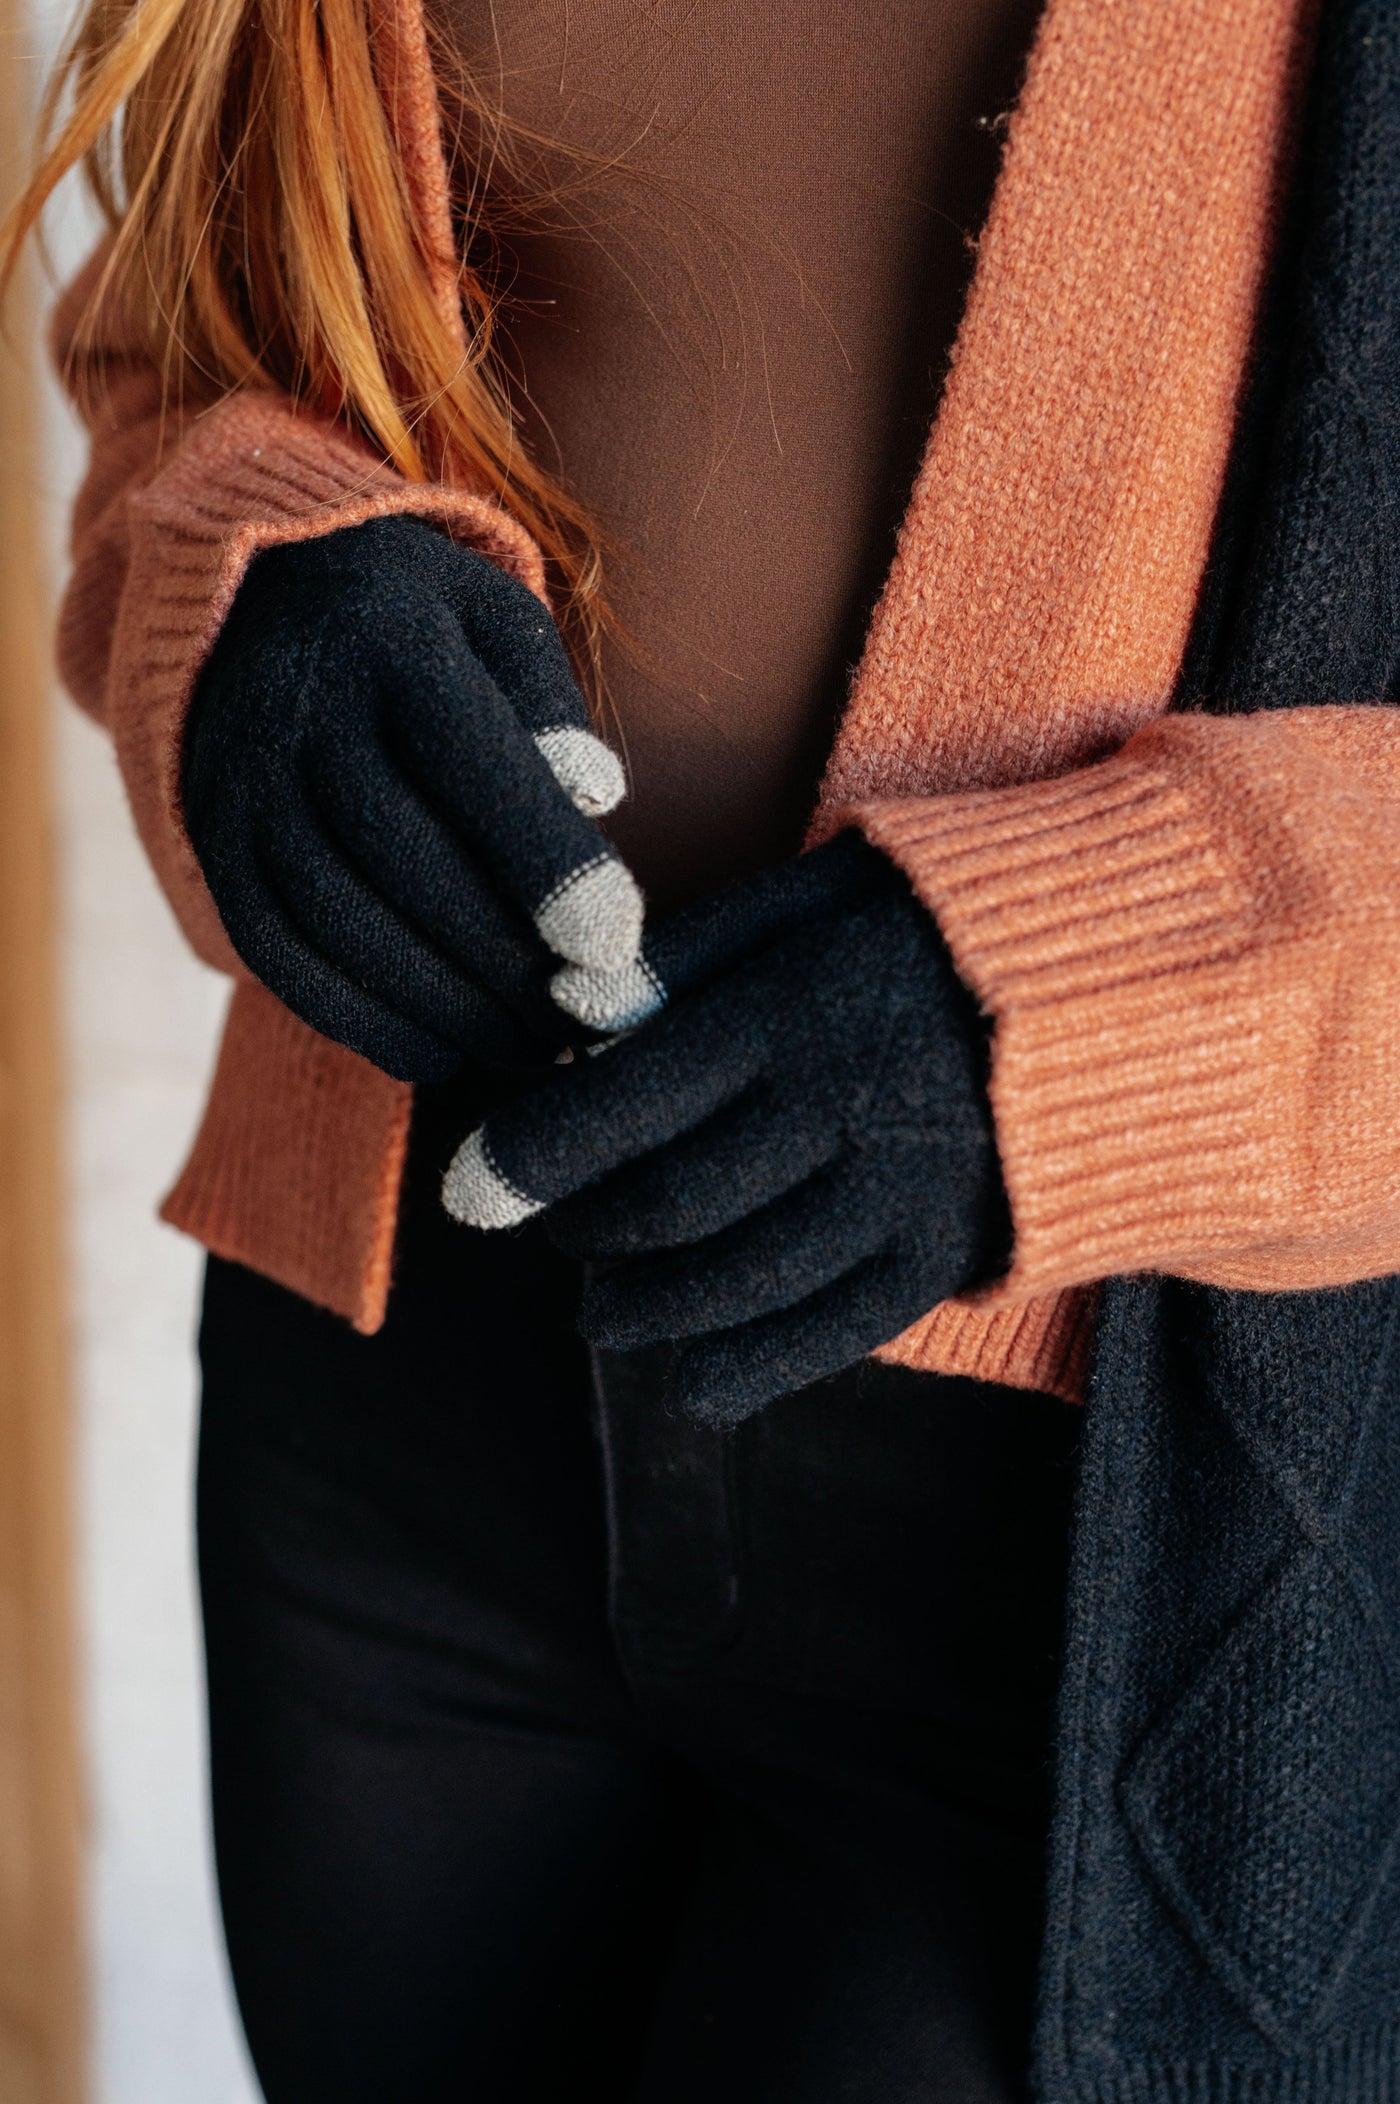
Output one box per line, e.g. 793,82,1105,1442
56,706,257,2104
27,17,262,2095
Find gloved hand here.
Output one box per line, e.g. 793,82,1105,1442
441,832,1012,1422
182,514,646,1082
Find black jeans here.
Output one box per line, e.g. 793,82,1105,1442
196,1087,1080,2104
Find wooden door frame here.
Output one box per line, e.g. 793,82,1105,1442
0,8,87,2095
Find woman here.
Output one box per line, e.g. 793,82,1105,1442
8,0,1400,2095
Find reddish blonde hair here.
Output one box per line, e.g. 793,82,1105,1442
0,0,610,683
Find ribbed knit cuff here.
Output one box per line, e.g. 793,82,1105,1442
107,392,546,974
1051,2032,1400,2104
163,978,412,1335
853,728,1294,1303
874,1283,1098,1407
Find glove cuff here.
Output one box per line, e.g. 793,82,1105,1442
853,713,1376,1303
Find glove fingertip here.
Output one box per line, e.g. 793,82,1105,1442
577,1280,643,1352
533,726,627,817
535,855,645,970
672,1345,766,1429
441,1128,544,1230
550,955,666,1033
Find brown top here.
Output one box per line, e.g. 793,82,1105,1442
438,0,1043,909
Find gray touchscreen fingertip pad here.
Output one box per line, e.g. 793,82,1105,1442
440,1128,544,1229
534,855,644,971
533,726,627,818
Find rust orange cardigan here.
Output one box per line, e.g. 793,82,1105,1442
61,0,1397,1407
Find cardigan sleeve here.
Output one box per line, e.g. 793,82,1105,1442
853,705,1400,1301
52,247,547,975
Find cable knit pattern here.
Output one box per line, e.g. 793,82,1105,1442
1033,9,1400,2080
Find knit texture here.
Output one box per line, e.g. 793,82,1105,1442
52,0,1310,1353
443,834,1011,1425
814,0,1310,1397
1035,1,1400,2089
168,979,414,1331
1047,1273,1400,2086
814,0,1310,819
51,0,1400,2081
860,706,1400,1302
182,516,640,1083
52,243,546,1331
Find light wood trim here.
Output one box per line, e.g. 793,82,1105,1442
0,13,88,2097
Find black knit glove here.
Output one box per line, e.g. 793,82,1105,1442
442,833,1011,1422
182,515,645,1082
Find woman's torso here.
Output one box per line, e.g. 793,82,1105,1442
436,0,1042,910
